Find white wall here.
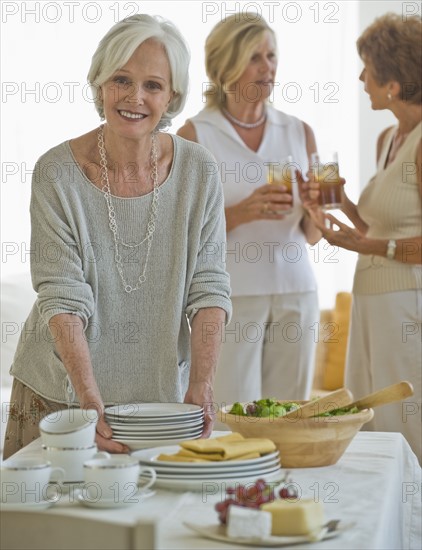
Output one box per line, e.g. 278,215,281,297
1,0,412,301
1,0,416,452
357,0,406,186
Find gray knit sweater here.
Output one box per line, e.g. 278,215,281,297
10,135,232,405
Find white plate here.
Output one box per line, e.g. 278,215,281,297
183,520,353,547
111,430,204,438
77,489,155,509
113,436,202,450
140,469,285,492
0,499,55,511
143,461,281,479
133,446,279,469
151,465,282,480
111,432,203,440
149,454,280,473
112,434,204,442
108,419,204,432
55,481,84,493
105,403,203,418
112,430,203,441
105,414,204,426
140,458,281,476
111,427,203,438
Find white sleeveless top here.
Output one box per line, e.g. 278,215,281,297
189,106,317,296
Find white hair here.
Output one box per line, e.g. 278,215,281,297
87,14,190,129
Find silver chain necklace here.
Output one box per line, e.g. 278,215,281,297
97,125,159,293
222,107,267,129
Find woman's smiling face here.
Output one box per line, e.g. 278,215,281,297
101,38,173,138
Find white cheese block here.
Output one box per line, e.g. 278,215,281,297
261,498,324,536
227,505,272,539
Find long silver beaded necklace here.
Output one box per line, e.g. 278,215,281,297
222,107,267,129
97,124,159,293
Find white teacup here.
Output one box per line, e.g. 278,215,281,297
39,409,98,448
1,457,65,504
42,444,109,483
82,455,156,504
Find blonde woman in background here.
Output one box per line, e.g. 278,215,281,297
310,14,421,461
178,14,321,409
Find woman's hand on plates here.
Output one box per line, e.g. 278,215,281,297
184,381,215,438
95,414,130,453
80,395,130,453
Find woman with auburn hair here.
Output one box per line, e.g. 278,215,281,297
178,14,321,409
3,14,232,459
309,13,421,461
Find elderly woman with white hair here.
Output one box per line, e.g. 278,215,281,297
4,14,231,458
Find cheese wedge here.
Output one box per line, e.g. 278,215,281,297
227,506,272,539
261,498,324,536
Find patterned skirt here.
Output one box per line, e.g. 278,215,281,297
2,378,68,459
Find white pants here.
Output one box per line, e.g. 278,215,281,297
346,290,422,462
213,292,319,413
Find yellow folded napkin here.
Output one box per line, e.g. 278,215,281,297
180,432,243,452
156,433,276,463
181,434,276,460
178,448,261,461
155,454,210,463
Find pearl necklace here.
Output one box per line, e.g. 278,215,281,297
222,107,267,129
97,125,159,293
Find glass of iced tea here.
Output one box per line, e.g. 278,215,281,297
312,152,342,210
266,155,294,214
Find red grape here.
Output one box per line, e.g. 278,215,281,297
215,473,298,524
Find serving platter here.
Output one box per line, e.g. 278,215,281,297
105,414,204,425
105,403,203,418
112,429,203,441
108,418,203,432
139,468,285,492
112,435,202,450
146,464,282,480
133,446,279,469
133,458,281,477
183,520,354,547
76,488,155,509
0,499,55,511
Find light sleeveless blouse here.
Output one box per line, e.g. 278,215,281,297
354,122,422,294
190,106,317,296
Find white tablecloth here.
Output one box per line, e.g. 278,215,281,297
1,432,421,549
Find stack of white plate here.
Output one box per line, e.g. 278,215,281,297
104,403,204,450
132,445,283,491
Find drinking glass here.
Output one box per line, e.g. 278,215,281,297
311,152,342,210
266,155,294,214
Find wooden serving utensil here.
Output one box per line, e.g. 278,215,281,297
340,380,414,412
282,387,354,419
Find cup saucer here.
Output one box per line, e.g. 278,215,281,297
1,498,55,511
77,489,155,509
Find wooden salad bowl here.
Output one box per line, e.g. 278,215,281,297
220,401,373,468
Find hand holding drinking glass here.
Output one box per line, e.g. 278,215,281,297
310,152,344,211
266,156,295,214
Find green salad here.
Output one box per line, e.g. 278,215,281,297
229,398,300,418
229,397,361,418
317,405,359,416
